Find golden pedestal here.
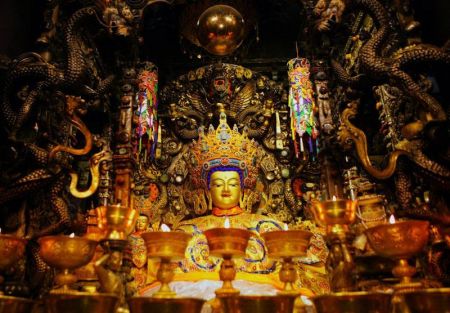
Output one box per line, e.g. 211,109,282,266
311,199,358,291
261,230,313,295
364,220,429,289
38,235,97,292
100,204,138,241
204,228,252,297
142,231,192,298
311,199,357,239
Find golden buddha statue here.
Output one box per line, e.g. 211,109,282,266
128,214,150,289
141,112,329,299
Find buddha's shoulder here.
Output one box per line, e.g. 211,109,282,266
177,215,223,231
235,212,284,231
176,213,284,232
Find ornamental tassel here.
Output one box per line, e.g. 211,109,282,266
287,57,318,158
293,134,299,158
134,64,159,161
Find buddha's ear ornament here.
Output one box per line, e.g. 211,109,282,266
207,190,213,212
239,193,245,211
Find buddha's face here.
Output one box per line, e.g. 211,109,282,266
209,171,241,210
136,216,149,232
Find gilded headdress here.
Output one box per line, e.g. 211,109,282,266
189,112,259,189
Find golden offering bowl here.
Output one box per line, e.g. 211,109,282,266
312,291,392,313
142,231,192,259
100,204,138,241
44,292,118,313
141,231,192,298
39,236,98,292
364,221,429,287
261,230,313,295
204,228,252,258
402,288,450,313
0,295,34,313
128,297,205,313
262,230,312,258
204,228,252,296
311,199,357,237
0,235,27,286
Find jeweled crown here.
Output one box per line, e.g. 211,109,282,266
189,112,259,189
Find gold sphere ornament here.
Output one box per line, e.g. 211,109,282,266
196,5,245,56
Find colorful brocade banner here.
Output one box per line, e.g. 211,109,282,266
135,65,159,161
287,58,319,157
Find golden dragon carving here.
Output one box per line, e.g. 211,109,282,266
337,101,407,179
69,141,112,198
49,95,112,198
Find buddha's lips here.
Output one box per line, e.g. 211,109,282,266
221,192,232,197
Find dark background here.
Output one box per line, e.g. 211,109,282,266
1,0,449,58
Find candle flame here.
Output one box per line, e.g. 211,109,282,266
284,223,288,231
332,195,337,201
161,224,171,232
0,227,2,233
69,233,75,238
224,217,230,229
389,215,396,224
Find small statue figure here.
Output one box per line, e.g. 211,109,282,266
95,249,130,313
128,214,150,289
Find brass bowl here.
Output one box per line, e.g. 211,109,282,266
261,230,313,258
142,231,192,260
38,236,98,270
204,228,252,257
364,221,429,259
0,235,27,271
0,295,34,313
402,288,450,313
128,297,205,313
101,204,138,241
44,292,118,313
234,295,296,313
312,292,392,313
311,199,357,226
